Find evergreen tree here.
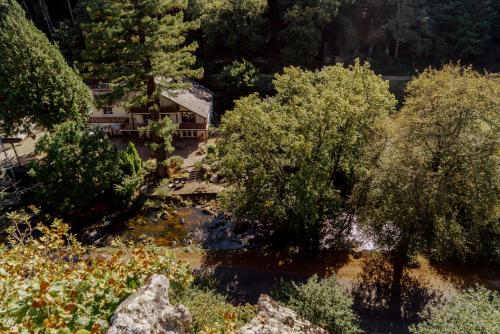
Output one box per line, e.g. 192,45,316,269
279,0,343,66
188,0,268,56
429,0,497,60
81,0,202,168
0,0,92,135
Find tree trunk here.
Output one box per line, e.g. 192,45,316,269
389,240,409,319
66,0,74,23
394,0,402,59
21,0,33,20
38,0,54,40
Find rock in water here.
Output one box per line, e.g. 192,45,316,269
107,275,192,334
236,295,327,334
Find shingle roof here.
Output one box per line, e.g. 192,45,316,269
159,79,213,119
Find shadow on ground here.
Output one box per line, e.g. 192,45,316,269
197,249,349,304
351,253,444,334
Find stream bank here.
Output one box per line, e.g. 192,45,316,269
76,200,499,334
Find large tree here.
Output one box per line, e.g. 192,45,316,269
188,0,268,56
428,0,497,60
81,0,202,168
279,0,343,66
356,65,500,318
0,0,92,136
218,62,396,248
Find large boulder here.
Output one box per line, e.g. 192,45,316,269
107,275,191,334
236,294,328,334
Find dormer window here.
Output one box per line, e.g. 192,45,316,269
102,106,113,114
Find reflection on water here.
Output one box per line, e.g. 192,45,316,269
123,207,212,246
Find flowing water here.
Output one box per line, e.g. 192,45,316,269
86,205,499,334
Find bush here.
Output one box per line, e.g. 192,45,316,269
29,121,122,212
276,275,361,334
165,156,184,175
119,142,143,176
115,143,145,203
171,286,256,334
411,286,500,334
0,212,192,333
207,144,217,156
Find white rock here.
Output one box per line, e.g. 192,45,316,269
107,275,192,334
236,295,327,334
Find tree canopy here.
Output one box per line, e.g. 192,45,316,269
356,64,499,317
0,0,92,135
219,61,396,248
29,121,122,212
189,0,268,55
358,64,499,263
81,0,201,105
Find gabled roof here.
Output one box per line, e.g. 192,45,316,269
159,79,213,119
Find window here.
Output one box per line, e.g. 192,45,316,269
181,112,196,123
102,106,113,114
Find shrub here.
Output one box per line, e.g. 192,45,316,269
165,155,184,176
411,286,500,334
0,212,192,333
194,161,203,172
115,143,146,203
29,121,122,212
207,144,218,157
119,142,143,176
277,275,361,334
171,285,256,334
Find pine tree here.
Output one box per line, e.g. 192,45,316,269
0,0,92,136
81,0,202,168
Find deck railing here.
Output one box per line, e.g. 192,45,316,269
179,122,207,129
129,106,178,114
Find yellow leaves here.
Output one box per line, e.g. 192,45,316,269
0,220,192,333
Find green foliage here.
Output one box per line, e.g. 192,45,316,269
81,0,201,106
207,144,217,156
165,155,185,173
189,0,268,55
428,0,498,60
0,0,92,135
171,285,256,333
29,121,121,212
357,65,500,262
81,0,201,166
280,0,342,66
115,143,145,202
219,59,261,97
0,213,193,333
218,61,396,248
141,117,178,161
411,287,500,334
119,142,143,176
276,275,360,334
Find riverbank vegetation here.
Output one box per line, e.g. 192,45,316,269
1,0,499,333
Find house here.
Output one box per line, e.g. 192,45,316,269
87,79,213,140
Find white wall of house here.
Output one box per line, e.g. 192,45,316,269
90,103,128,117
